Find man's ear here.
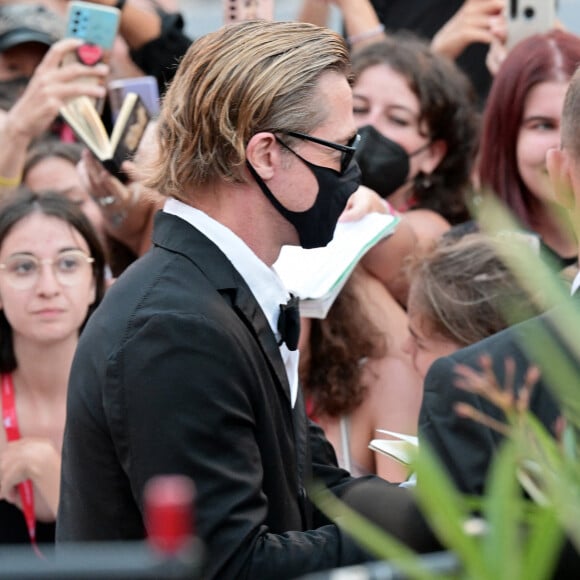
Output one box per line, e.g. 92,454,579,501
245,132,279,181
547,147,575,210
418,139,448,175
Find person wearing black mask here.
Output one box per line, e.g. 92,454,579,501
247,130,361,249
57,20,434,580
351,36,479,248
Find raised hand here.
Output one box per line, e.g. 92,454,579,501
431,0,506,59
340,184,394,222
5,37,109,140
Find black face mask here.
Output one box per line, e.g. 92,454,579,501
354,125,430,199
0,76,29,111
247,143,361,249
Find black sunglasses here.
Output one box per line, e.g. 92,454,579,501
278,130,360,174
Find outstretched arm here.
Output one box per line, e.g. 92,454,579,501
297,0,331,26
78,150,163,255
431,0,505,59
341,186,417,306
299,0,386,48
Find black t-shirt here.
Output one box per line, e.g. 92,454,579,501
370,0,492,105
0,500,55,546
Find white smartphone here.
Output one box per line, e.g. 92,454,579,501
223,0,274,24
506,0,556,49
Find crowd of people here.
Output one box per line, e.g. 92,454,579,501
0,0,579,578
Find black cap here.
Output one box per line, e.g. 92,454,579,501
0,4,64,53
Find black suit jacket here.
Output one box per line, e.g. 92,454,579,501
57,212,375,579
419,299,580,496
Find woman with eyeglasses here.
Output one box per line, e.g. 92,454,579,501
0,188,106,551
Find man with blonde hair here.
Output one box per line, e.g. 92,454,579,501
56,19,420,579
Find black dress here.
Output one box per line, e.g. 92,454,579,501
369,0,492,106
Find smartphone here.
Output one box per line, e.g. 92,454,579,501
63,1,121,109
65,1,120,51
223,0,274,23
108,76,160,123
506,0,556,49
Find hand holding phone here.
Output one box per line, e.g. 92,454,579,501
65,1,120,50
62,1,120,107
223,0,274,24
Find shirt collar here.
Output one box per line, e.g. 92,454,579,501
163,198,299,407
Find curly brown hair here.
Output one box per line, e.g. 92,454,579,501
301,272,386,418
351,35,480,224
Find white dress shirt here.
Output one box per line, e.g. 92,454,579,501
164,198,300,407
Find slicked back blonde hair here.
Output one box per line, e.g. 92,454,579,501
146,20,351,199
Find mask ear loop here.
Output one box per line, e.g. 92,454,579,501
408,140,433,159
405,141,435,206
389,141,433,211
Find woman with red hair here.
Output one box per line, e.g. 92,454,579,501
478,30,580,269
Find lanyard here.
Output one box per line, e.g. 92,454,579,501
1,373,42,557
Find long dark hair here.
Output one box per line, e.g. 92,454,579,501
0,188,107,373
301,272,386,418
478,30,580,228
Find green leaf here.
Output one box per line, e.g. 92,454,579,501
413,441,486,579
481,440,522,580
521,506,564,580
476,196,580,431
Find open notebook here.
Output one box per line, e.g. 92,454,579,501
274,212,400,318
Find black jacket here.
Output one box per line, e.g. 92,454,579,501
419,301,577,495
57,211,374,579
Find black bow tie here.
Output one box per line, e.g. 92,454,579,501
278,294,300,351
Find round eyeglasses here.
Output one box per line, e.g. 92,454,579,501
0,249,95,290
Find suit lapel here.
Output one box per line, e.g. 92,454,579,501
152,211,292,405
